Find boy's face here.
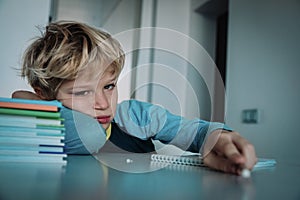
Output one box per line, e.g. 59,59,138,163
56,64,118,130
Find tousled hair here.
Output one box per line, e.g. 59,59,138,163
21,21,125,99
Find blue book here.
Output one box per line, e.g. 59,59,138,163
0,97,62,107
253,158,277,170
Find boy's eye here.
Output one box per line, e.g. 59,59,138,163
104,83,116,90
73,90,92,96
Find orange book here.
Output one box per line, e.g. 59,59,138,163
0,101,58,112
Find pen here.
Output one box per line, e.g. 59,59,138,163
240,168,251,178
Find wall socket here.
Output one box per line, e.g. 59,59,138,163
242,109,260,124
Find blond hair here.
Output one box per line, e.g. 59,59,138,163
21,21,125,99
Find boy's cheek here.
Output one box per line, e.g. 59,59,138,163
59,100,92,115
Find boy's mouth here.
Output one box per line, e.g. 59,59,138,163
96,116,111,124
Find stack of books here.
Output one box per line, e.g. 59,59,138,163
0,97,67,164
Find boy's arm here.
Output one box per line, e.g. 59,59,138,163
114,100,231,152
114,100,257,174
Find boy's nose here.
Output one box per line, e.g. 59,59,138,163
94,91,109,110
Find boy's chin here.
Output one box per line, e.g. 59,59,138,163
101,123,110,130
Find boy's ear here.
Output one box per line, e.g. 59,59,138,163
33,87,47,100
11,90,42,100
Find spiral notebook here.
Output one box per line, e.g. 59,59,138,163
150,154,276,170
151,154,204,166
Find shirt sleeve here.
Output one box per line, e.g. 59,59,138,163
61,106,106,154
113,100,232,153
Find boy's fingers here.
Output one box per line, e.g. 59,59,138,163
203,151,240,174
212,132,245,165
207,131,257,170
219,141,245,164
226,132,257,169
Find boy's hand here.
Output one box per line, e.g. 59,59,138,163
12,90,42,100
203,130,257,175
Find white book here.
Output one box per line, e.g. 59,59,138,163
0,126,64,134
0,135,64,146
0,132,64,138
0,114,62,127
0,144,64,153
0,150,65,155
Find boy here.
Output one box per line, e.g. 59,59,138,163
13,21,256,174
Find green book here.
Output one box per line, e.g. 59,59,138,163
0,108,61,119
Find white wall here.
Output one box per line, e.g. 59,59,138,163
187,0,217,121
55,0,102,27
146,0,221,121
0,0,50,97
54,0,121,27
150,0,191,116
102,0,140,103
226,0,300,161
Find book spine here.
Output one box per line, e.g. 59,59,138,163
0,102,58,112
0,97,62,107
0,108,61,119
0,154,67,164
0,131,64,137
0,114,63,126
0,97,67,165
0,126,64,134
0,136,64,146
0,150,65,155
0,122,64,129
0,145,64,153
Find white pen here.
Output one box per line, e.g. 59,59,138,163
241,168,251,178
